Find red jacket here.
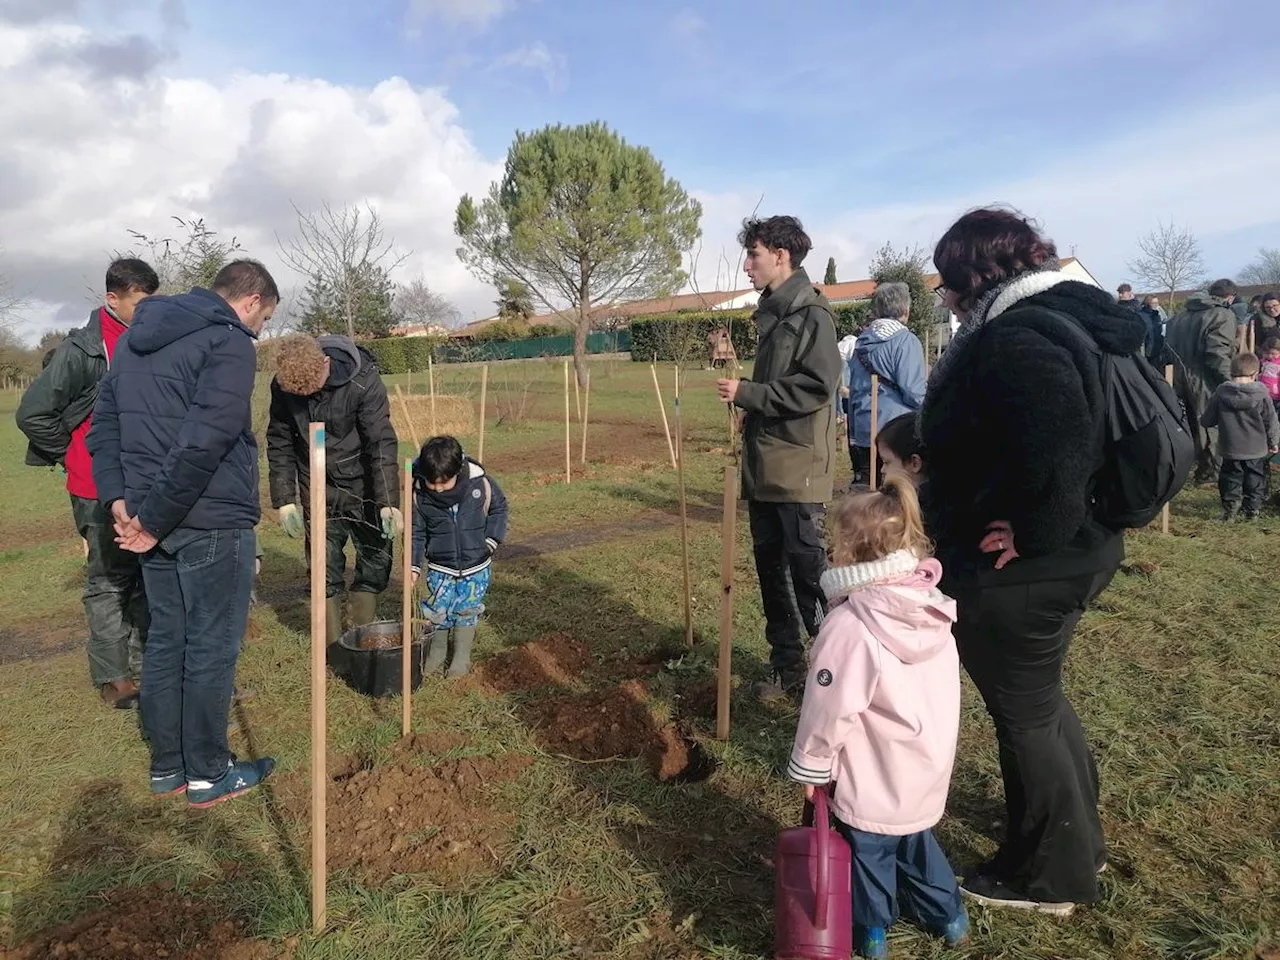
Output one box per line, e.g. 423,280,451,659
64,310,127,499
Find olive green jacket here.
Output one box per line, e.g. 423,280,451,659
735,269,842,503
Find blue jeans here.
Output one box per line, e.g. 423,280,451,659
139,528,255,782
835,821,964,933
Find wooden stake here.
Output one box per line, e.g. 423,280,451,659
478,364,489,464
716,460,737,741
407,368,413,396
1163,364,1174,535
308,423,327,935
394,385,421,452
402,459,413,738
574,363,582,424
428,356,437,435
651,364,677,469
580,371,591,465
675,392,693,647
564,361,572,484
869,374,880,489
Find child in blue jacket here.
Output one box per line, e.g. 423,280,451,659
410,436,509,678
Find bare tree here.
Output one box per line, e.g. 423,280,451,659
1128,221,1206,303
0,253,28,331
1239,247,1280,288
395,276,461,333
125,217,242,295
279,203,409,341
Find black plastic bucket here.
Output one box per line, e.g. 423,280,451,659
331,621,431,699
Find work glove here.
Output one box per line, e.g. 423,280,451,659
278,503,304,539
380,507,404,541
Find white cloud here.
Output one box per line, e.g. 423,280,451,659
490,41,567,93
0,19,506,340
405,0,513,33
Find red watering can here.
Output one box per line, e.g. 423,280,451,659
774,787,853,960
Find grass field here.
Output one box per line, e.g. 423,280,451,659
0,358,1278,959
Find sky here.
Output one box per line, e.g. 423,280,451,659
2,0,1278,340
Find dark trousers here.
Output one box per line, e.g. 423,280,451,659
1220,457,1266,515
834,822,965,933
71,495,148,687
748,501,827,678
139,528,254,782
848,445,881,487
951,569,1116,904
306,505,393,598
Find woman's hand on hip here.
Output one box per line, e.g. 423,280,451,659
980,521,1020,570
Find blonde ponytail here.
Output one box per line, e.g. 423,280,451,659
829,476,933,567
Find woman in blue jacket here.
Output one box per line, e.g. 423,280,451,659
848,283,928,484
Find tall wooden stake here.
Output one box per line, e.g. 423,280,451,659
478,364,489,464
1163,364,1174,535
564,361,572,484
717,439,738,741
402,460,414,737
869,374,880,489
394,385,422,452
574,363,582,424
308,423,327,935
580,371,591,465
651,363,677,469
428,356,437,435
407,368,413,395
675,391,693,647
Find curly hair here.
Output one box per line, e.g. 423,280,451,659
828,474,932,567
737,215,812,268
274,335,328,396
933,207,1058,314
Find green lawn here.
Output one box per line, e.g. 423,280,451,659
0,359,1277,959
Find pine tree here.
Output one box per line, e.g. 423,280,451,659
823,257,838,286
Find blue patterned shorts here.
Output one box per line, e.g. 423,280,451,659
419,567,492,629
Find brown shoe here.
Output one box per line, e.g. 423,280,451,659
101,679,140,710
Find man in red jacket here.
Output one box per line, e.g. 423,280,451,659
17,259,160,707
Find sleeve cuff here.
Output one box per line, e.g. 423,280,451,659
786,749,834,786
734,379,762,412
485,538,499,553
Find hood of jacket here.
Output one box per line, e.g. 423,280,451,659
837,334,858,362
1185,293,1227,314
1218,380,1271,410
127,288,257,355
317,335,362,388
821,553,957,664
999,279,1147,356
855,318,911,359
756,269,821,330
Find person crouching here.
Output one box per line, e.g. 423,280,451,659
410,437,509,678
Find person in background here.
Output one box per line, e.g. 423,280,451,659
88,260,278,809
1140,295,1166,364
716,215,842,702
1200,352,1280,522
267,335,401,643
875,413,925,490
1252,293,1280,357
16,258,159,709
787,477,968,959
1116,283,1142,314
410,436,509,678
1230,286,1253,351
1166,279,1240,484
847,283,927,485
1259,338,1280,413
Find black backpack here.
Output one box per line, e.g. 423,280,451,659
1008,307,1195,529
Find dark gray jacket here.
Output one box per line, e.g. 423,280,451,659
1200,381,1280,460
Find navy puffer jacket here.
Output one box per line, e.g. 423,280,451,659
88,288,261,539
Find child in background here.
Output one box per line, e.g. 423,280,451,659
787,476,967,959
1201,353,1280,522
1260,338,1280,413
411,436,509,678
875,413,925,489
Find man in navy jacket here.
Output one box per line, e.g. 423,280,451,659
88,260,278,809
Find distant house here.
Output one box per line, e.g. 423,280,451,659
390,322,452,338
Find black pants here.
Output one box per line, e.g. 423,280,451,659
71,495,148,687
748,501,827,678
951,568,1116,904
1219,457,1266,515
305,505,393,598
848,445,882,487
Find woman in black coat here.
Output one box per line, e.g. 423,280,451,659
920,208,1145,915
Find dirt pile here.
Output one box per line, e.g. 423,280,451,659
1,887,289,960
476,632,593,693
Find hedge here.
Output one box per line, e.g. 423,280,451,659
629,302,872,363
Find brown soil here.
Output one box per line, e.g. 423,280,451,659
475,633,593,693
527,680,714,783
355,633,401,651
0,515,78,551
284,743,533,888
0,887,290,960
487,420,669,475
0,617,84,666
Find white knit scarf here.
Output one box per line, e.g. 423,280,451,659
820,549,920,604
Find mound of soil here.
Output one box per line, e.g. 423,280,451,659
477,633,593,693
316,753,533,886
528,680,715,783
3,887,288,960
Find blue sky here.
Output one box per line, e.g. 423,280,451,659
4,0,1278,335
